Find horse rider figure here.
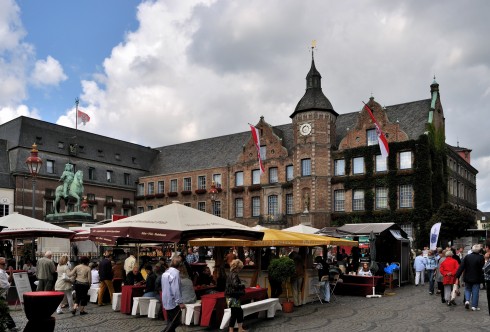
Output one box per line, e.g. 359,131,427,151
60,163,75,198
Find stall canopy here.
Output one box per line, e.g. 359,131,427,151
89,202,264,244
189,227,358,247
72,230,114,246
282,224,319,234
0,212,75,239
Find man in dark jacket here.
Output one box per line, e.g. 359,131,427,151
98,251,115,306
456,244,485,311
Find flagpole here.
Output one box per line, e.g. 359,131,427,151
75,98,79,130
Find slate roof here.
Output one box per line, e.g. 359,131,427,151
335,99,431,146
149,100,432,175
0,139,13,188
0,116,159,174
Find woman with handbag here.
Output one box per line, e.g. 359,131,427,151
225,259,248,332
440,250,459,306
55,254,74,314
68,256,91,315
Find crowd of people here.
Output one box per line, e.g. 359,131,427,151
413,243,490,314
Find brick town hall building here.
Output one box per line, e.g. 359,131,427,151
0,54,478,242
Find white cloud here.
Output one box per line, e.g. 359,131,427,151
0,104,40,123
30,56,67,86
10,0,489,211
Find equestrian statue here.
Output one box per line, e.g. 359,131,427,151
54,163,84,214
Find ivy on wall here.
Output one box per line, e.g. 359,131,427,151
331,132,448,247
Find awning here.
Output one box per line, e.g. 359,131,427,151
189,228,357,247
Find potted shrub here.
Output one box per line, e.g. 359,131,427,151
267,256,295,312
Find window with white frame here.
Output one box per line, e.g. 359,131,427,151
147,205,153,211
105,206,114,219
197,201,206,212
375,155,387,172
376,187,388,209
106,170,113,183
301,159,311,176
399,185,413,208
183,177,192,191
252,169,260,184
157,181,164,194
235,198,243,218
183,202,191,207
212,201,221,217
170,179,178,192
124,173,131,185
137,183,145,196
353,189,365,211
286,194,293,215
213,174,222,187
367,129,377,146
137,206,144,214
286,165,293,181
235,171,244,186
46,160,55,174
334,190,345,212
399,151,412,169
88,167,96,180
198,176,206,190
400,223,413,239
0,201,9,217
252,197,260,217
147,182,154,195
268,195,278,216
260,146,266,160
353,157,364,174
334,159,345,176
269,167,278,184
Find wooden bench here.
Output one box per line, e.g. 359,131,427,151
181,301,202,325
219,298,281,330
131,297,151,316
112,292,122,311
148,298,161,319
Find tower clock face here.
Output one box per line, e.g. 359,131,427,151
299,123,312,136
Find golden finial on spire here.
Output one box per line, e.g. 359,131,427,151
311,40,317,49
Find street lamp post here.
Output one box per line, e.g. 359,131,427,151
25,143,43,262
209,181,218,215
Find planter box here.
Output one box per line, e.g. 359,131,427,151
145,194,155,199
195,189,207,195
155,193,165,198
167,192,178,197
248,184,262,192
135,196,145,201
231,186,244,193
181,191,192,196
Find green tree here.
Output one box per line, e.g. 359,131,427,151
425,203,476,246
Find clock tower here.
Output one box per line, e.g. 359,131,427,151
290,48,338,227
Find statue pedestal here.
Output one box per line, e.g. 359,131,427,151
45,212,95,228
300,213,312,226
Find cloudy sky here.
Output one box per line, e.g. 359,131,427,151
1,0,489,210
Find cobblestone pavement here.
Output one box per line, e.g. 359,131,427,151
9,284,490,332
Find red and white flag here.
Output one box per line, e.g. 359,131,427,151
77,109,90,125
249,124,265,174
363,103,389,158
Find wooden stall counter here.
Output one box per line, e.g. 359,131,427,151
334,274,385,296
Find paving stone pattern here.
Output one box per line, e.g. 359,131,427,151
10,284,490,331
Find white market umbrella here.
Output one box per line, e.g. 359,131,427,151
282,224,320,234
90,202,264,244
0,212,75,239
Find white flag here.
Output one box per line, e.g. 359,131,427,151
429,222,441,251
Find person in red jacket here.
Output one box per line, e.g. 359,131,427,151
440,250,459,306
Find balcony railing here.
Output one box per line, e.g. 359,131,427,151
259,213,286,225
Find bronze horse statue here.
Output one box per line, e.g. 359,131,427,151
54,170,84,214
